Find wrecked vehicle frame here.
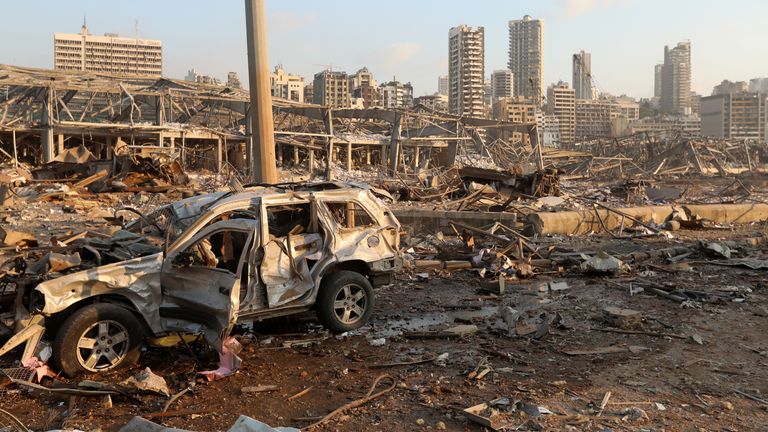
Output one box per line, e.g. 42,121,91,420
0,182,401,376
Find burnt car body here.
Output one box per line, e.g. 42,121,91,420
0,183,401,376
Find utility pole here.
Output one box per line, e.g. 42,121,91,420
244,0,278,183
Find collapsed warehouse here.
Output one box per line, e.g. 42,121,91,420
2,64,768,431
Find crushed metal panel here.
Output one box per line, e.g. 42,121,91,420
36,253,164,332
260,233,320,307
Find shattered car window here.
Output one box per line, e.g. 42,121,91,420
173,230,250,273
267,203,311,237
325,202,376,228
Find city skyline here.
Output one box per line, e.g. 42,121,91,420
1,0,767,99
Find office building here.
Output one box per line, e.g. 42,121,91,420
701,92,767,142
313,70,350,108
508,15,544,106
54,23,162,75
448,25,485,117
575,99,622,139
572,51,593,100
660,41,692,115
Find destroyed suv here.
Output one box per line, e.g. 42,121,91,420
0,183,401,376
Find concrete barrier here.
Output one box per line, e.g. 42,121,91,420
683,203,768,225
393,208,519,235
526,206,675,236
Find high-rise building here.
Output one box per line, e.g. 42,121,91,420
701,92,767,142
448,25,485,118
349,68,381,108
508,15,544,106
313,70,350,108
546,81,576,146
271,65,305,103
490,69,514,103
438,75,449,96
660,41,692,115
572,51,593,100
654,64,663,98
54,23,162,76
379,81,414,109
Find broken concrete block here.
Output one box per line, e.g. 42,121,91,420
121,367,170,397
47,252,82,272
603,306,642,329
548,281,570,291
444,324,479,336
581,252,630,275
0,227,37,247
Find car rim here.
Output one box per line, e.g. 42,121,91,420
333,284,367,325
76,320,130,372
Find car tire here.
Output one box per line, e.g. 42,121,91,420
53,303,143,377
316,271,374,333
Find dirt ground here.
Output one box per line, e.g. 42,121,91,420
3,194,768,431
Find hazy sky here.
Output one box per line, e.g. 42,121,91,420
1,0,766,99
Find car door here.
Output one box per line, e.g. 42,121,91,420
159,219,256,351
258,200,322,308
319,200,398,263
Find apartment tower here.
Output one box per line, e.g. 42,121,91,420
490,69,514,103
660,41,692,115
508,15,544,106
448,25,485,118
313,70,350,108
546,81,576,147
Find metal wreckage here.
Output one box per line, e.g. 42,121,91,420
0,182,401,377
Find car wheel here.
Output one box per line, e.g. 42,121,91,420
53,303,143,377
316,271,374,333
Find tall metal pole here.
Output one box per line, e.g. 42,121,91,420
245,0,278,183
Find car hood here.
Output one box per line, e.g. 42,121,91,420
36,252,165,332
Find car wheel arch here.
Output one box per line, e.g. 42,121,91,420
47,294,154,338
